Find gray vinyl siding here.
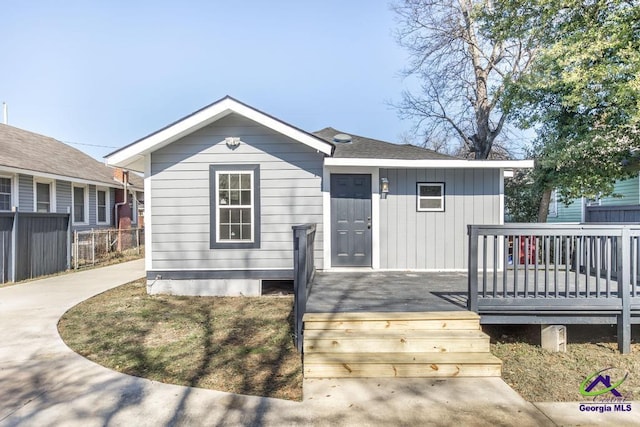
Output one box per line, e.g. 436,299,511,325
56,180,72,214
18,174,33,212
150,113,325,271
379,168,500,270
88,184,97,225
60,181,115,231
13,173,120,231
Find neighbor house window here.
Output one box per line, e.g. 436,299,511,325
586,195,601,207
0,177,11,211
73,185,88,224
96,188,109,224
210,165,260,249
33,178,56,212
417,183,445,212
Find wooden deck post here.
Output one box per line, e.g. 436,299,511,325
292,224,317,353
467,225,479,312
618,227,631,354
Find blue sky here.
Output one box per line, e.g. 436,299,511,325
1,1,416,160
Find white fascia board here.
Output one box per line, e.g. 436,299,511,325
231,102,333,155
106,106,233,169
324,158,534,169
106,98,333,170
0,165,120,189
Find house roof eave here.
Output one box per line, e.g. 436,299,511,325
324,158,535,169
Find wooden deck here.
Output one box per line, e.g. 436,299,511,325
306,271,469,313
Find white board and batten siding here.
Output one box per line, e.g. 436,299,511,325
149,113,325,295
379,168,501,270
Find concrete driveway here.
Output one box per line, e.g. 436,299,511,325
0,260,633,426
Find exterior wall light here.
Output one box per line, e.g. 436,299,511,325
380,177,389,195
225,137,241,148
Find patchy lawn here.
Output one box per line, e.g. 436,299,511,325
60,280,639,403
58,280,302,401
485,325,640,402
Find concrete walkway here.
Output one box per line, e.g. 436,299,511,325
0,261,635,426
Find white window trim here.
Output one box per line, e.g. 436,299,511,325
586,195,602,207
0,174,15,212
96,187,110,225
417,182,445,212
72,184,89,225
215,170,255,243
33,178,56,213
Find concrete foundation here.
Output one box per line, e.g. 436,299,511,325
541,325,567,352
146,278,262,296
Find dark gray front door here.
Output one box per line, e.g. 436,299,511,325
331,174,372,267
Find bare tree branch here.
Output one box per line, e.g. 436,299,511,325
392,0,538,158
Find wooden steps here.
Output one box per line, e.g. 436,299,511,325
302,311,501,379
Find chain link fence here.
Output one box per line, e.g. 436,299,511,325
72,228,144,269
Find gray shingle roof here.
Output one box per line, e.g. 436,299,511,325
314,127,457,160
0,124,142,188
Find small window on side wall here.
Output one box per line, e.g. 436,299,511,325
210,164,261,249
417,183,445,212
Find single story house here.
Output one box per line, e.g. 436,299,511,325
0,123,143,230
106,96,532,296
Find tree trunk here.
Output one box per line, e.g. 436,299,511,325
537,188,552,223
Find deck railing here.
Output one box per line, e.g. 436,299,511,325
292,223,316,352
468,223,640,353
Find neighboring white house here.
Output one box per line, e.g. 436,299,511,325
106,96,532,296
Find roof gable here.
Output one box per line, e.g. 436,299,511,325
106,96,335,172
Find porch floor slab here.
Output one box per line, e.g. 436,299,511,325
307,271,469,313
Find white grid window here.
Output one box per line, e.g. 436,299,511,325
36,182,51,212
97,189,108,224
73,186,87,224
216,171,253,242
417,183,445,212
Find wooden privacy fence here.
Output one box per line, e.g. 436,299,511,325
292,223,317,352
586,205,640,223
0,211,71,283
468,223,640,353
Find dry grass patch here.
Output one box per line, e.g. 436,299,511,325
486,325,640,402
58,280,302,400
